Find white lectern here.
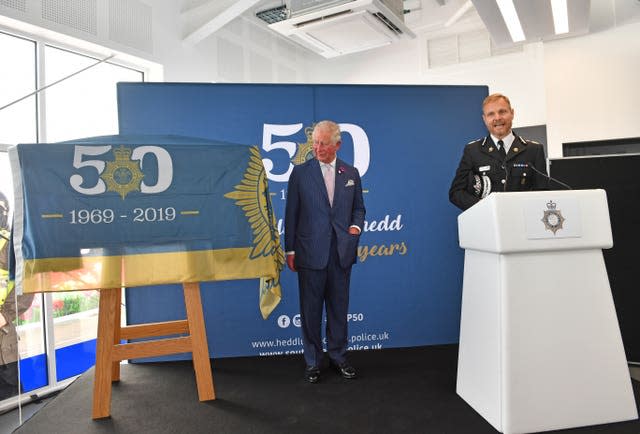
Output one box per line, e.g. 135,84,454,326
456,189,638,434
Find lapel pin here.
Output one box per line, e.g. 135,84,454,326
513,147,518,152
489,147,494,152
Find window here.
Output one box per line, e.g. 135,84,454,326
42,45,143,382
0,32,37,146
562,137,640,157
0,29,146,415
44,45,143,142
0,32,43,410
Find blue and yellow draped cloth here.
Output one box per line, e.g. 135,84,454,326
9,135,284,319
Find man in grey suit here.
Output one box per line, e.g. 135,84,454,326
285,120,366,383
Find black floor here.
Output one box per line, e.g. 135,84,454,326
14,345,640,434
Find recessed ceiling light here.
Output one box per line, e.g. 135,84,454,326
550,0,569,34
496,0,525,42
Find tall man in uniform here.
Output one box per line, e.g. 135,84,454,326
285,120,366,383
449,93,549,211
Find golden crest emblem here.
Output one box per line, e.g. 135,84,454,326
224,146,285,265
100,145,144,200
225,146,285,318
541,200,565,235
291,125,316,166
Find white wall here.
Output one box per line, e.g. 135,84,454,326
0,1,313,83
2,2,638,158
304,37,547,131
148,2,216,82
292,23,640,158
148,2,312,83
543,22,640,158
142,2,640,158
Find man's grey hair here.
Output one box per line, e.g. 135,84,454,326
314,120,341,144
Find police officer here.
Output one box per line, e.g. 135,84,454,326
449,93,549,211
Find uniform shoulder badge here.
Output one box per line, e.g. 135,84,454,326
467,137,483,145
541,200,565,235
521,136,540,145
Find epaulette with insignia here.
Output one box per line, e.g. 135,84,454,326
518,135,540,145
467,138,484,145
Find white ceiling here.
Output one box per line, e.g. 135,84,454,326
180,0,640,54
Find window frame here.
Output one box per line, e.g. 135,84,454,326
0,25,156,414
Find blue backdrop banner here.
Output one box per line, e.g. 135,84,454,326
117,83,488,359
9,135,284,318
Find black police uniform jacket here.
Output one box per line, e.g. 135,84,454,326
449,133,548,211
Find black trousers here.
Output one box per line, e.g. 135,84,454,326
0,362,19,400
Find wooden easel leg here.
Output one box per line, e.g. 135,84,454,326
183,282,216,401
92,288,119,419
112,288,122,382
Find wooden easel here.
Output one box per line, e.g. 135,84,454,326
91,282,215,419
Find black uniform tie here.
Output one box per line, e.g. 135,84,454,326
497,140,506,159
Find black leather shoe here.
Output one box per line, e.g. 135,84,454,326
304,366,320,383
332,362,357,379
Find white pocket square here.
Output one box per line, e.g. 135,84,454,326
345,179,355,187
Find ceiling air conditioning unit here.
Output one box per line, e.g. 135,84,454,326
262,0,415,58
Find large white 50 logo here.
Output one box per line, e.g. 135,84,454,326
261,123,371,182
69,145,173,195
